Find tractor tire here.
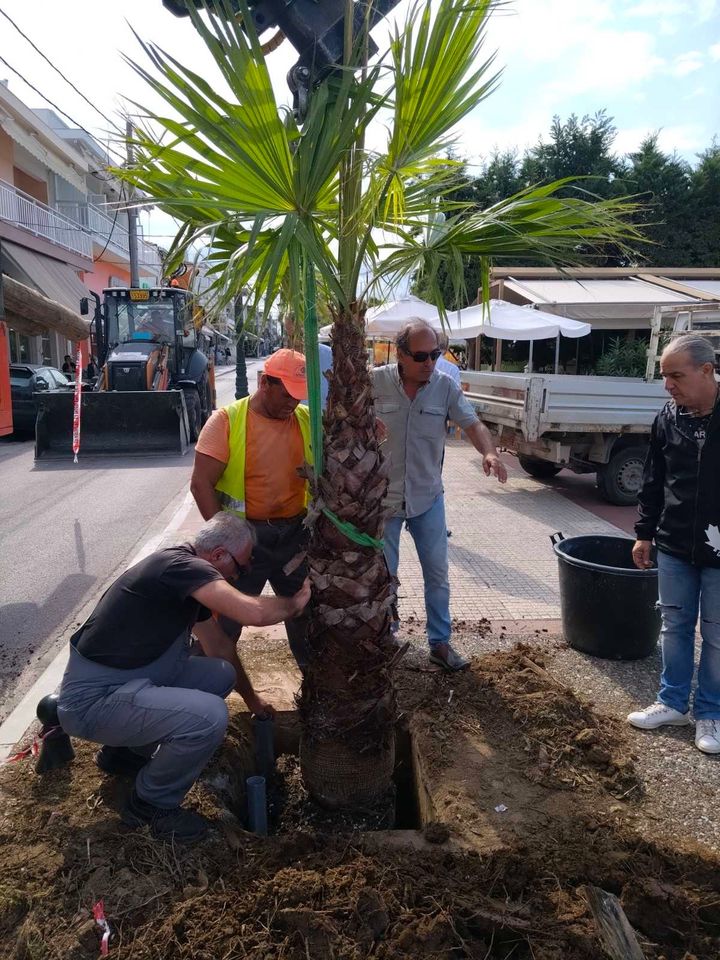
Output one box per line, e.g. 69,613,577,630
517,455,562,479
595,446,647,506
183,388,201,442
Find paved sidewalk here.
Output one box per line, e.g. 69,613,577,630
397,438,627,623
165,437,628,625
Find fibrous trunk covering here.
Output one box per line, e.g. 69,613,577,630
298,306,397,766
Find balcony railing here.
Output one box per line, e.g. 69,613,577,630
56,199,163,275
0,178,93,259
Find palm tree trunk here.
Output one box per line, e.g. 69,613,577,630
298,305,398,809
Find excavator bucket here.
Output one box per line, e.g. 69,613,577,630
34,390,190,460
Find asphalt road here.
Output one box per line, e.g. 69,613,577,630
0,358,264,722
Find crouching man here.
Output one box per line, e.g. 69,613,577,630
57,513,310,843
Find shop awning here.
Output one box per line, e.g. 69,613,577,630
502,277,697,325
2,241,92,314
1,241,91,339
201,325,231,341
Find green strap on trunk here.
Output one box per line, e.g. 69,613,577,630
322,507,384,550
303,259,324,479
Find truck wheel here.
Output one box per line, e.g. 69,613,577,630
183,389,201,442
517,455,562,479
595,446,647,505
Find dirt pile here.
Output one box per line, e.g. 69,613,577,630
468,645,641,797
1,641,718,960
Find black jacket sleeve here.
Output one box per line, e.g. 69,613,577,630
635,414,666,541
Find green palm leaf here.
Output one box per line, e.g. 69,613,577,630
377,182,646,305
119,0,645,319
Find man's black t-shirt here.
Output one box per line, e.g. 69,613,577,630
678,409,712,448
72,545,223,668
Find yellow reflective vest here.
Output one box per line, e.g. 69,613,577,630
214,397,313,518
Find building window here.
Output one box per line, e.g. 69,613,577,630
40,334,52,365
8,328,32,363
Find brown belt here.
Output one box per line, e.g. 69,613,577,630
246,513,306,527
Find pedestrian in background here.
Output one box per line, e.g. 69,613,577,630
435,333,462,387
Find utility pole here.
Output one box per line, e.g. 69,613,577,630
234,289,249,400
126,118,140,288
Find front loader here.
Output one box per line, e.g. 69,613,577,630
35,286,215,460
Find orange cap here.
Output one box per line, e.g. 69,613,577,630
264,349,307,400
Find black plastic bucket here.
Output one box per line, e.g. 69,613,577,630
551,532,660,660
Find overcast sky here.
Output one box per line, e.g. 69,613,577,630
1,0,718,247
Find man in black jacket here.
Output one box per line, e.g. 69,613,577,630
628,335,720,753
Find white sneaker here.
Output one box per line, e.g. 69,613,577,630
627,702,691,730
695,719,720,754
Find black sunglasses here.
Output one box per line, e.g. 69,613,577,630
225,550,251,577
406,348,443,363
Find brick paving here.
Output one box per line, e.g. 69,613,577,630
395,438,628,624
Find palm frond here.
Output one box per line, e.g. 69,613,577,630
119,0,646,325
378,0,502,220
376,182,647,295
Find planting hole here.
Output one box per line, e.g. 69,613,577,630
208,711,424,834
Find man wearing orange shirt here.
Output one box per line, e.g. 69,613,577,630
191,349,312,666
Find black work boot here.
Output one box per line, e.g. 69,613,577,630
95,746,149,777
35,693,75,774
121,788,209,844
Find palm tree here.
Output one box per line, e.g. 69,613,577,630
119,0,643,810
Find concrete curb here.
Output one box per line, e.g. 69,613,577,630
0,490,197,761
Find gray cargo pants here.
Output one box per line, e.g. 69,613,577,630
57,632,235,808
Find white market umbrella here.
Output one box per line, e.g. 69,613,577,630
447,300,591,373
364,295,441,336
446,299,590,340
318,295,441,340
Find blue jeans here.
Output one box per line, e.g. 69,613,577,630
657,551,720,720
384,495,451,649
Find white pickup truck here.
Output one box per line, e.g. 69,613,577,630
461,369,667,504
459,303,720,505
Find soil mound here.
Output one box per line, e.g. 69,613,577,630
1,643,718,960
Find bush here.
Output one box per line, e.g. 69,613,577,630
596,337,648,378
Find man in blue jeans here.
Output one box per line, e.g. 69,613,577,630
628,335,720,753
372,319,507,671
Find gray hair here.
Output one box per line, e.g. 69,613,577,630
193,512,255,555
663,334,716,368
396,319,439,354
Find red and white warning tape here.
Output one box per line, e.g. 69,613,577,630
93,900,111,956
72,341,83,463
2,726,61,764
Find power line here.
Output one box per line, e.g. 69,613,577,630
0,6,122,136
0,54,127,166
93,185,125,263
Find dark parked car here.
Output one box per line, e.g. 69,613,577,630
9,363,73,433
